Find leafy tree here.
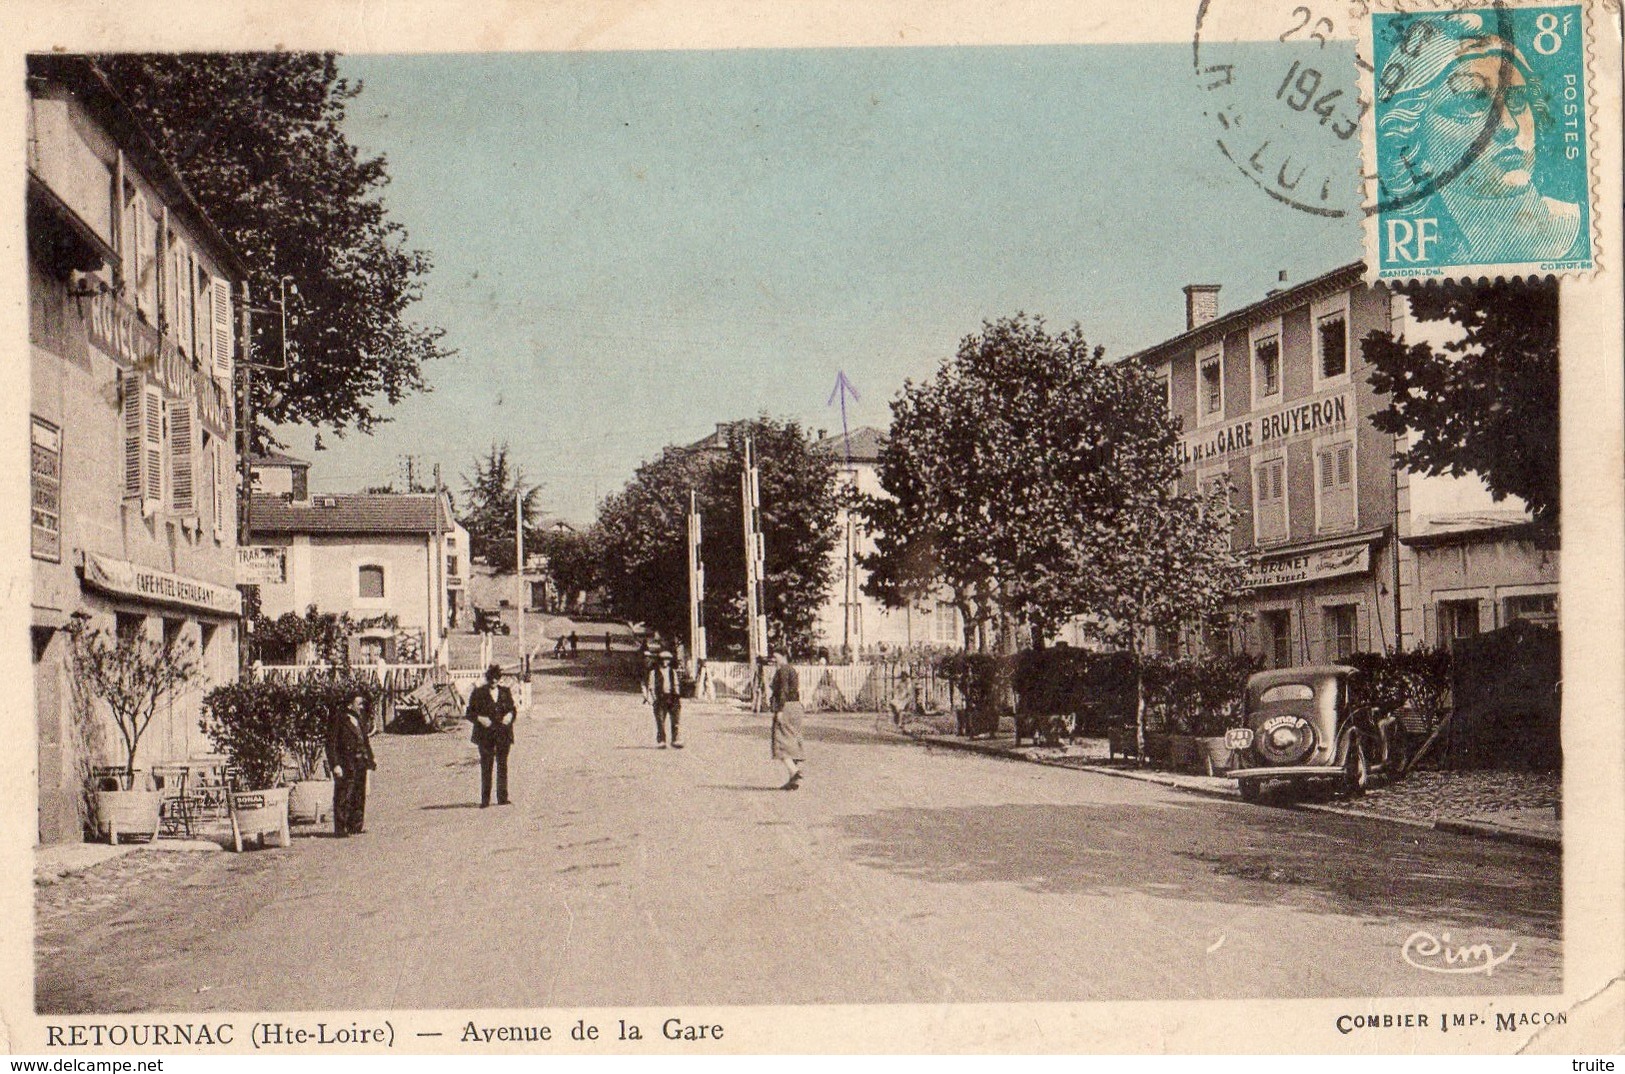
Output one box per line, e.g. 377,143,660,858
96,53,451,444
67,623,200,790
863,314,1251,752
459,443,540,573
1363,278,1558,529
536,528,598,613
595,417,839,656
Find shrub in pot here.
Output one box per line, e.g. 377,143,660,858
67,623,198,844
200,679,292,850
285,672,383,823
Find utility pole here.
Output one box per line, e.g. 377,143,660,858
741,436,767,703
236,280,253,546
433,463,445,667
516,486,527,684
687,489,706,675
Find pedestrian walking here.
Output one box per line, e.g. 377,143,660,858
649,649,684,748
605,631,613,653
568,630,579,657
769,651,804,789
326,691,377,836
466,663,517,807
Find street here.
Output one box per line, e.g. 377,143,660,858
37,660,1560,1014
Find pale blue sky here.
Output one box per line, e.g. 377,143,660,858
281,45,1360,522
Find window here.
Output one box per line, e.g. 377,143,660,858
115,612,144,644
1322,605,1358,661
1313,294,1351,385
446,555,459,577
30,417,61,562
1260,682,1313,703
1253,455,1288,543
935,601,960,645
162,617,185,652
1260,610,1292,668
1316,439,1355,532
358,564,385,600
1503,593,1558,629
1438,599,1481,648
1250,320,1282,403
1198,350,1224,423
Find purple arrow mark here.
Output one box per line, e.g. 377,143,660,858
826,370,860,466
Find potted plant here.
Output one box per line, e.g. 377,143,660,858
286,672,383,823
1192,654,1260,775
67,622,198,844
200,679,292,851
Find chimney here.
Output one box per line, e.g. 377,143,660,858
715,422,730,447
1183,284,1221,331
1267,269,1289,296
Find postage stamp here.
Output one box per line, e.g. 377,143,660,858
1356,0,1599,280
1358,0,1599,281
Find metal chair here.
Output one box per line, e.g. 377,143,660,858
151,764,197,838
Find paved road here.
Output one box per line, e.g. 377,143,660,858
37,661,1560,1013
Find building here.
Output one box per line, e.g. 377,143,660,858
813,427,964,656
1400,513,1559,649
246,491,467,664
248,451,310,500
1130,261,1552,665
28,56,249,843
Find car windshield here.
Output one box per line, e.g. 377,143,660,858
1259,683,1315,703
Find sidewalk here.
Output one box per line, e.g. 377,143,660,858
914,731,1561,849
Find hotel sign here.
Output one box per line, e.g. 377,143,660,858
1244,542,1370,590
81,552,242,616
85,291,232,437
1180,392,1351,466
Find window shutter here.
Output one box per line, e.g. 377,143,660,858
122,371,146,500
132,194,152,316
169,399,197,516
180,246,196,356
120,186,138,295
212,277,233,384
212,439,227,540
1337,444,1353,486
194,269,213,371
143,382,164,511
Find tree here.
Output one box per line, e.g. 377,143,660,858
536,528,598,612
1363,278,1558,529
595,417,840,656
863,313,1251,752
96,53,451,444
67,623,199,790
460,443,540,573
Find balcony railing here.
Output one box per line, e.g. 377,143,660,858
85,288,233,437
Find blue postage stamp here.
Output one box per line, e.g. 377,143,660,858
1357,0,1597,279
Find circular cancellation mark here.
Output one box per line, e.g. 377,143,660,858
1192,0,1515,219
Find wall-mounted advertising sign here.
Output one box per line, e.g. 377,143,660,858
1179,391,1351,467
237,546,288,585
1244,541,1370,590
81,552,242,616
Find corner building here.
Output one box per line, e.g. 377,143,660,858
28,56,248,842
1132,262,1404,665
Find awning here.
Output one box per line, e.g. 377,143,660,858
80,552,241,617
1243,532,1384,591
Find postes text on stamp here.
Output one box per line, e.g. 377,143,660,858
1357,0,1597,280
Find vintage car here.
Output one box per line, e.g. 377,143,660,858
1226,665,1407,802
471,606,511,635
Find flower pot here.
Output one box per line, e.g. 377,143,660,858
228,786,291,852
1197,735,1236,775
94,788,162,845
288,779,334,824
1168,734,1201,772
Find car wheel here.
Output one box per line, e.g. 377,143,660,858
1238,778,1262,804
1342,737,1369,797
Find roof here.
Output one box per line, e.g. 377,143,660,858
1248,665,1357,690
27,54,249,280
250,492,455,536
816,426,886,464
1400,511,1547,549
1124,261,1367,367
250,451,310,469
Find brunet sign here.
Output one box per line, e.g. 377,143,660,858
1244,542,1370,590
1179,391,1351,466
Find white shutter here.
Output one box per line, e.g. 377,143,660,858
169,399,197,516
143,382,164,512
212,277,233,384
122,371,146,500
132,194,152,316
120,186,138,296
194,269,213,371
179,246,196,356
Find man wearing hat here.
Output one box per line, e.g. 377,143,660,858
466,663,517,806
648,649,684,749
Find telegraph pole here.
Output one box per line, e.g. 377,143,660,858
516,486,527,683
687,490,707,675
741,436,767,704
433,463,445,667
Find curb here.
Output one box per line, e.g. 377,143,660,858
912,733,1561,851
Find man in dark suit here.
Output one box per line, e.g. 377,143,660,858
648,649,684,748
466,663,517,807
327,691,377,836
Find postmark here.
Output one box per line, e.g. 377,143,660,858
1192,0,1371,218
1355,0,1598,279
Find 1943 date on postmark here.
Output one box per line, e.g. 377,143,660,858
1355,0,1599,280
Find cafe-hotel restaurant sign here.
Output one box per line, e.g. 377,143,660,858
80,551,242,617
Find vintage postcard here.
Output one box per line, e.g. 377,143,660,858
2,0,1621,1057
